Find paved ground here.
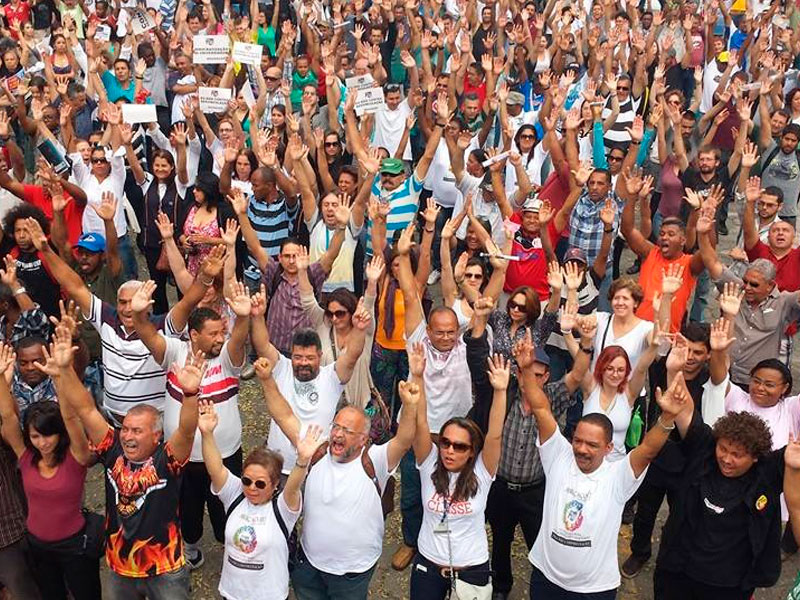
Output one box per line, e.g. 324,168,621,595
85,205,800,598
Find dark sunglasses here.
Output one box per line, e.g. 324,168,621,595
607,155,624,162
241,476,269,489
439,437,471,453
742,279,761,288
508,300,526,311
617,86,630,91
91,157,108,164
265,75,280,81
464,273,483,279
385,84,402,92
324,141,340,147
520,133,535,140
325,309,349,319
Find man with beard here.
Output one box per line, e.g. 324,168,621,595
255,354,418,600
129,278,253,570
252,295,371,475
755,124,800,229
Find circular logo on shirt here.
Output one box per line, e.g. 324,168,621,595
233,525,258,553
294,380,319,406
755,494,768,512
562,499,584,532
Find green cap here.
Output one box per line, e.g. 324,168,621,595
380,158,405,175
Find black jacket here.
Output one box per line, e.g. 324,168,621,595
656,411,785,590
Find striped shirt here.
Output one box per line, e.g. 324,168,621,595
367,172,423,253
602,93,641,147
162,338,242,462
0,443,26,548
246,192,300,270
84,295,180,417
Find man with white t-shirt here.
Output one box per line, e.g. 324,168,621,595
255,356,420,600
518,335,690,598
371,83,421,161
254,302,370,473
130,278,253,570
391,221,475,570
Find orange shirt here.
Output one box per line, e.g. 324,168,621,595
375,283,407,351
636,247,696,333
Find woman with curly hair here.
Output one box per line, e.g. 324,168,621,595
653,406,792,599
1,204,60,318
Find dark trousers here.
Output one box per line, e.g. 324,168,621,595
0,537,42,600
28,531,101,600
291,552,376,600
180,448,243,545
653,569,754,600
485,478,545,594
529,566,617,599
142,245,171,316
400,449,423,547
629,478,669,561
409,553,490,600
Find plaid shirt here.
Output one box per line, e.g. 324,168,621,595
0,307,50,347
258,90,288,129
264,261,327,354
568,189,624,266
12,372,57,417
498,380,576,484
0,442,26,548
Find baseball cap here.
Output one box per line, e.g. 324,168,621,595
380,158,405,175
75,232,106,253
507,91,525,106
564,247,587,265
533,347,551,366
522,196,542,212
717,50,730,63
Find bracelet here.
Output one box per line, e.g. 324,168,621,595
12,286,26,296
135,75,144,79
199,276,214,287
657,416,676,431
182,387,200,396
560,328,572,334
295,462,309,469
579,344,593,354
604,227,613,233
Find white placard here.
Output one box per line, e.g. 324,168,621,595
198,87,232,113
95,24,112,42
240,79,256,108
346,74,374,91
122,103,158,124
355,87,384,116
129,8,155,35
193,35,230,64
232,41,263,66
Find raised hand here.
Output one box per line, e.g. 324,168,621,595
197,399,219,434
473,296,495,319
577,312,598,341
171,349,207,394
423,197,440,226
741,141,759,169
49,298,81,340
254,356,275,380
786,433,800,470
563,261,582,290
709,317,736,352
351,297,372,330
333,193,352,227
511,329,535,370
599,198,615,226
91,191,118,222
661,263,684,295
408,341,427,377
221,218,240,246
487,354,511,390
547,260,563,291
365,253,385,282
296,424,327,462
745,175,762,204
655,371,690,420
0,343,15,384
228,187,249,216
560,302,578,333
0,255,18,288
226,281,253,317
200,245,227,279
665,333,687,373
571,161,595,187
156,212,174,239
131,280,157,313
397,221,415,255
22,218,48,252
719,281,744,316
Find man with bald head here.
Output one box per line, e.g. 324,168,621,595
391,225,474,569
259,65,288,129
256,356,420,600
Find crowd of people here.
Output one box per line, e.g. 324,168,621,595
3,0,800,598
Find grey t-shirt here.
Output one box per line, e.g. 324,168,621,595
761,141,800,218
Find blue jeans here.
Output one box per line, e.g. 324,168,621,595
107,566,190,600
117,234,139,282
400,449,423,547
291,554,376,600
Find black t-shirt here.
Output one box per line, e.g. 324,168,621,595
14,249,60,319
679,166,734,224
32,0,53,30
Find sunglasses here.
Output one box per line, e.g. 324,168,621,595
508,300,526,311
241,476,269,489
266,75,280,81
464,273,483,279
607,155,624,162
91,157,108,164
385,84,402,92
439,437,471,453
520,134,535,140
742,279,761,288
617,86,630,91
325,309,349,319
324,141,340,147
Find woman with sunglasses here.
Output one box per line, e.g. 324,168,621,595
564,313,662,463
0,331,99,600
199,400,323,600
407,323,508,599
298,249,382,410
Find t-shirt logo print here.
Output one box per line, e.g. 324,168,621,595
562,499,584,532
108,455,168,518
234,525,258,553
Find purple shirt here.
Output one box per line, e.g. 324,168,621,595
264,261,327,354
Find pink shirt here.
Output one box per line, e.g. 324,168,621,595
19,448,87,541
725,385,800,451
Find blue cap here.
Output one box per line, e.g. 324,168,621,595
75,232,106,253
534,347,551,367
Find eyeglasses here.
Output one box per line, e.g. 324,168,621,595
617,86,630,92
751,376,781,390
91,157,108,164
520,134,535,140
464,273,483,279
439,437,471,453
241,476,269,489
508,300,526,311
325,309,349,319
265,75,280,81
607,155,624,162
604,366,627,375
331,422,364,437
324,141,340,147
742,279,761,288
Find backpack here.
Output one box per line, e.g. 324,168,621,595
225,493,290,542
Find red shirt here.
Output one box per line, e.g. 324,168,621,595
504,219,559,300
463,79,487,108
746,241,800,292
3,1,30,38
23,184,84,247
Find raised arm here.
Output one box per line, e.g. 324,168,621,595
409,342,432,462
254,357,301,445
334,298,370,384
198,399,228,493
0,345,23,456
167,350,205,463
387,379,420,471
516,329,557,442
396,222,425,336
482,354,510,476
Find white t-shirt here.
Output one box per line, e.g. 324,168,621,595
407,321,472,433
423,138,462,209
529,430,646,594
301,444,392,575
161,338,243,461
214,470,301,600
267,355,344,473
582,388,632,463
372,99,412,161
591,313,653,371
453,174,507,247
306,210,361,292
416,446,494,567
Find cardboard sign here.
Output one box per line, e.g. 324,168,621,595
193,35,230,64
122,104,158,124
198,87,232,113
232,41,263,66
240,79,256,108
95,24,112,42
130,8,155,35
355,87,384,116
346,74,374,91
